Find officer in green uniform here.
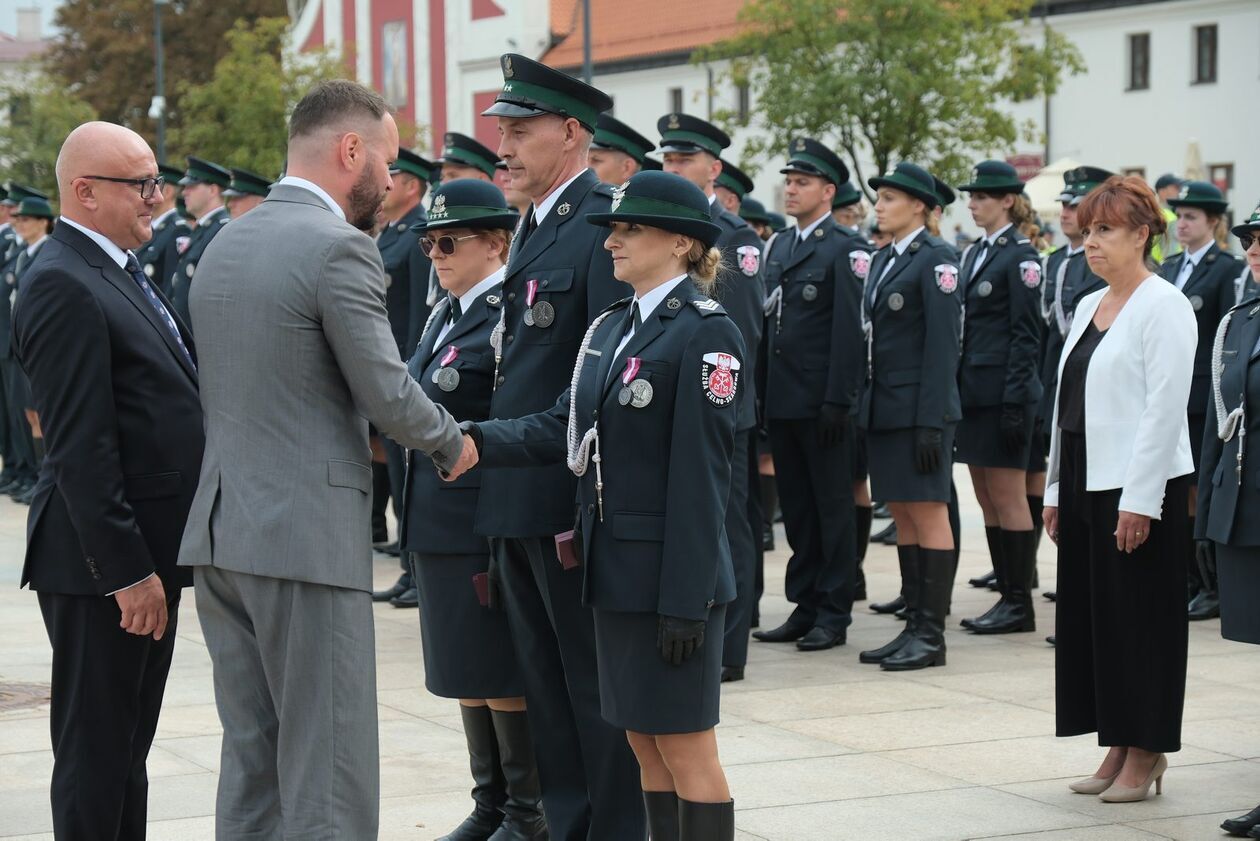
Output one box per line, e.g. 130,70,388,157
714,157,754,216
831,181,865,231
587,113,654,186
656,112,765,677
739,197,774,241
437,132,498,183
478,52,643,840
0,184,45,501
370,148,440,604
134,163,188,295
170,156,231,328
1160,180,1244,622
753,138,869,654
223,168,271,219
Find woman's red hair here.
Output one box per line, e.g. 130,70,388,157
1076,175,1168,262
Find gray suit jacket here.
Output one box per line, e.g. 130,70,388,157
178,184,464,591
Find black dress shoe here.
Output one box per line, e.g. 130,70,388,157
390,586,419,608
1247,824,1260,840
1045,635,1056,645
7,478,32,499
752,618,811,643
14,484,35,505
1188,590,1220,621
372,572,412,602
870,595,905,615
872,522,898,545
872,502,891,519
1043,591,1057,602
968,570,997,589
721,666,745,683
1223,803,1260,836
796,627,845,651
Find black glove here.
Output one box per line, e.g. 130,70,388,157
817,403,851,449
657,614,706,666
999,404,1027,456
914,427,942,474
1195,539,1217,590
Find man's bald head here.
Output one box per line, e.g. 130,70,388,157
56,121,159,250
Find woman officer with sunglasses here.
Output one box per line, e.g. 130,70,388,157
399,179,548,841
462,170,743,841
1199,205,1260,838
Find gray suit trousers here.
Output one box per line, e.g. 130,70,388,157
195,565,379,840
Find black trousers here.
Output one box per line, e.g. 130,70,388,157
1,357,36,478
38,589,180,841
492,536,644,841
769,418,856,632
0,353,13,472
722,429,756,668
382,437,408,570
1055,432,1189,753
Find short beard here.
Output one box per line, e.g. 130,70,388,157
348,166,383,232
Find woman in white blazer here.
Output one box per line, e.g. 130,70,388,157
1043,176,1196,803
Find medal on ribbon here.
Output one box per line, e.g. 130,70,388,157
523,278,554,328
618,357,654,408
433,345,461,392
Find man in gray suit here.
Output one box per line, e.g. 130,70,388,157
178,80,478,840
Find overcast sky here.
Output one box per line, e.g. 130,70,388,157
0,0,61,39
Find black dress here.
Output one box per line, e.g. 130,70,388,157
1054,321,1190,753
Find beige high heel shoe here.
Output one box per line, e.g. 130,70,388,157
1068,772,1119,794
1099,754,1167,802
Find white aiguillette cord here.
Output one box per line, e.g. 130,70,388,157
1211,311,1247,484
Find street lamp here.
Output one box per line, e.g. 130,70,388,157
151,0,169,161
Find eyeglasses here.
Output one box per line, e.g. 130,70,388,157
1240,232,1259,251
80,175,165,200
420,233,480,256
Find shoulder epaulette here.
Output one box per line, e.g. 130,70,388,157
692,297,725,316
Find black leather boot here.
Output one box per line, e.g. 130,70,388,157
870,542,914,615
1189,536,1221,621
1027,495,1043,588
881,548,952,671
961,527,1004,630
861,546,919,663
487,709,547,840
440,705,505,841
1222,802,1260,836
970,530,1036,634
678,798,734,841
854,506,873,601
644,790,680,841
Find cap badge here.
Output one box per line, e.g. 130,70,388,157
431,195,447,218
611,182,627,212
503,55,514,78
667,114,680,130
1179,185,1190,200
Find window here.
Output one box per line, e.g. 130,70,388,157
1127,33,1149,91
736,82,750,125
669,87,683,113
1209,163,1233,193
1194,24,1217,84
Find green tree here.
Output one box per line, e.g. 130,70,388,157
45,0,288,149
171,17,345,177
0,69,98,196
699,0,1085,194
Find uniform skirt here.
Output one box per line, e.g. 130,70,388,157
593,604,726,735
414,552,525,699
867,424,956,503
1215,544,1260,645
955,405,1035,469
1054,431,1190,753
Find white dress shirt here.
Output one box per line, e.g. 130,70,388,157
276,176,346,220
433,267,506,348
612,274,689,361
57,216,128,268
532,169,588,225
793,211,830,243
1173,240,1213,290
1044,275,1197,517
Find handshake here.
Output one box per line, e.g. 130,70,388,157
440,422,483,482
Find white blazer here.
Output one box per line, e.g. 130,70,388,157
1044,275,1196,519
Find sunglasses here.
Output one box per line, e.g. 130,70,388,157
420,233,480,256
1240,232,1259,251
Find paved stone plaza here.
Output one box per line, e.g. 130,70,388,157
1,475,1258,840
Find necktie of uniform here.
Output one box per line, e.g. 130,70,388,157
124,253,195,370
970,242,990,280
621,301,642,340
1175,256,1195,290
447,295,462,325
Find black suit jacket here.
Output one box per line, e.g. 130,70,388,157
709,201,765,430
1159,243,1244,417
13,222,204,595
479,280,742,619
400,283,503,555
763,217,869,421
859,231,962,431
136,209,188,297
377,203,432,359
170,206,230,327
474,169,630,538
